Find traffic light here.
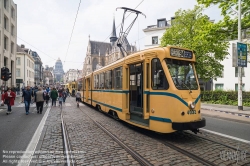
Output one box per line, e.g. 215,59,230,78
1,67,11,81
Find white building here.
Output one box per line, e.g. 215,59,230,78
64,69,82,83
16,45,35,88
213,40,250,91
0,0,17,87
143,18,173,49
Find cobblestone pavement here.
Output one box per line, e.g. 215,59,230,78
159,131,250,166
30,106,64,166
76,100,250,166
73,102,201,165
62,104,140,166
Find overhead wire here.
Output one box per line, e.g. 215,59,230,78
64,0,82,64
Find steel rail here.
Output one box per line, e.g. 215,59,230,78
61,109,75,166
159,140,216,166
185,131,250,155
77,104,153,166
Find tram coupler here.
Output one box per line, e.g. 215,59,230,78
191,129,201,134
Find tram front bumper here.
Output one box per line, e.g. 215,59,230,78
172,118,206,131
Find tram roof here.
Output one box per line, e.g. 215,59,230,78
85,46,195,77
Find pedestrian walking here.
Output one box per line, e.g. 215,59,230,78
58,93,63,107
22,85,34,115
3,88,16,114
62,89,67,103
50,88,58,107
35,87,45,114
75,89,81,107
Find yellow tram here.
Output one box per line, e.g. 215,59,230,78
83,46,205,133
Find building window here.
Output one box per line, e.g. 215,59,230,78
215,84,224,90
11,25,14,36
235,67,245,77
11,7,15,19
157,19,166,28
235,84,245,91
16,68,20,77
4,0,8,9
4,16,8,30
4,36,8,50
152,36,158,44
16,57,21,65
11,42,14,53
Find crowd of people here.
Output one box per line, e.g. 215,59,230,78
1,86,81,115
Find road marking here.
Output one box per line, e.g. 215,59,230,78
0,109,3,112
18,106,51,166
200,128,250,144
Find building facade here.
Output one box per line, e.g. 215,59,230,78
31,51,43,86
43,65,54,86
82,18,136,76
213,40,250,91
16,45,35,88
143,18,173,49
53,58,64,83
64,69,82,83
0,0,17,88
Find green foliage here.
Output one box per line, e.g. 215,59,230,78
161,6,229,81
201,90,250,106
197,0,250,40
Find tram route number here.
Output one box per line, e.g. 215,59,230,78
170,48,193,59
187,110,196,114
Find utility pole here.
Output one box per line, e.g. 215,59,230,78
238,0,243,111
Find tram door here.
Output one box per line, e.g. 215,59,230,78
129,63,149,125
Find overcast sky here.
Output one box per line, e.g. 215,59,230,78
13,0,222,72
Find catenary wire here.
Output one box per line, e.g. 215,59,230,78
64,0,82,64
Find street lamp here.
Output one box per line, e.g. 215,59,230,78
238,0,243,111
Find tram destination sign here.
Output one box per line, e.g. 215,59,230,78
170,48,193,59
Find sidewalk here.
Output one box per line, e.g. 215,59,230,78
201,103,250,120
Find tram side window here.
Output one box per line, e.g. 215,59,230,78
94,74,99,89
114,67,122,89
105,70,112,89
152,58,169,90
100,73,104,89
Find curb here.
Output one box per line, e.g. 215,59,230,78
201,108,250,118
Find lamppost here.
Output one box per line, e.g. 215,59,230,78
238,0,243,111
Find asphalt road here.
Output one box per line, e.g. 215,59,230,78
202,115,250,141
0,104,48,166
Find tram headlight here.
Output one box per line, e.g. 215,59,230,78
189,102,195,109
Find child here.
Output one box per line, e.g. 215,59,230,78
58,94,63,107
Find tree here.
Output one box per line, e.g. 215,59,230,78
197,0,250,39
161,6,229,81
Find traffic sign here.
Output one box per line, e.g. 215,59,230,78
237,42,248,67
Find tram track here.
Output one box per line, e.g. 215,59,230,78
61,107,76,166
185,131,250,155
78,105,153,166
77,101,249,165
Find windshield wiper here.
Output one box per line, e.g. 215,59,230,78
182,81,192,93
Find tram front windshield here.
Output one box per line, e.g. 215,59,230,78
165,59,198,90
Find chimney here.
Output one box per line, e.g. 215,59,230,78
21,44,25,48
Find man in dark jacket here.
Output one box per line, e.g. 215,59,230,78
22,86,34,115
50,88,58,107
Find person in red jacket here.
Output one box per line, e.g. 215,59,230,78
4,88,16,114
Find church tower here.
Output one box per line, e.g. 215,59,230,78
109,17,117,46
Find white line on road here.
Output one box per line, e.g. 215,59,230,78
200,128,250,144
17,106,51,166
0,109,3,112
